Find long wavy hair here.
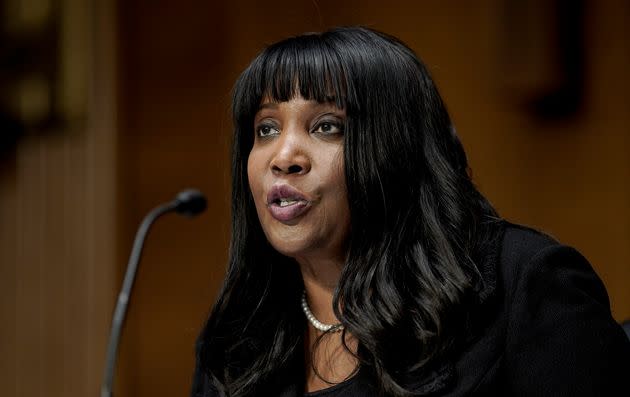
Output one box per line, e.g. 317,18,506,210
194,26,501,396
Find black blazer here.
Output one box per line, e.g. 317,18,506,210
192,222,630,396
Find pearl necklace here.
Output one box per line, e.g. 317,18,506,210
300,291,343,332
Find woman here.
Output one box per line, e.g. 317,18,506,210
191,27,630,396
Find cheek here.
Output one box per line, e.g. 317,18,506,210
247,152,269,227
247,151,262,198
328,150,347,197
246,156,254,193
324,150,350,220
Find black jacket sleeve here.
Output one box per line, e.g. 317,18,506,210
503,244,630,396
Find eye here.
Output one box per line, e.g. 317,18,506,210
313,120,344,135
256,123,280,137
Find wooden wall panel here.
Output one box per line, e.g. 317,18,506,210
0,0,118,396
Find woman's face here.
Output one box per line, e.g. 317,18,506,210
247,96,350,264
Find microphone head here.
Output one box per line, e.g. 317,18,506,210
174,189,207,217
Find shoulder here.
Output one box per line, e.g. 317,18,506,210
501,221,555,247
493,221,630,395
497,221,602,295
497,221,614,324
499,221,566,268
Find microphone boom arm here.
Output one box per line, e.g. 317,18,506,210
101,189,206,397
101,201,176,397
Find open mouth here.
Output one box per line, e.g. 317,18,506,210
266,185,312,222
272,198,308,207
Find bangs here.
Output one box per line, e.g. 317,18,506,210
233,33,349,122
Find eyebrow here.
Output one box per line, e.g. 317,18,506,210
258,102,279,111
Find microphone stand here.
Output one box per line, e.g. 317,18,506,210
101,190,206,397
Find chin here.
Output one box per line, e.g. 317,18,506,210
266,235,313,259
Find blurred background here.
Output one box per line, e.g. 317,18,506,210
0,0,628,395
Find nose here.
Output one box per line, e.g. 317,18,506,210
270,131,311,176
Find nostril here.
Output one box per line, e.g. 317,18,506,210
288,165,302,174
271,160,308,175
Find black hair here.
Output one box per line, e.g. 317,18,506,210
194,26,501,396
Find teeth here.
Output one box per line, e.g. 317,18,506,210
279,198,298,207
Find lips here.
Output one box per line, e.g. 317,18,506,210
266,184,312,222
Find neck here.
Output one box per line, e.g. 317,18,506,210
297,255,343,326
296,255,359,392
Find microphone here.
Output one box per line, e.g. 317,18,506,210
101,189,207,397
174,189,208,217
